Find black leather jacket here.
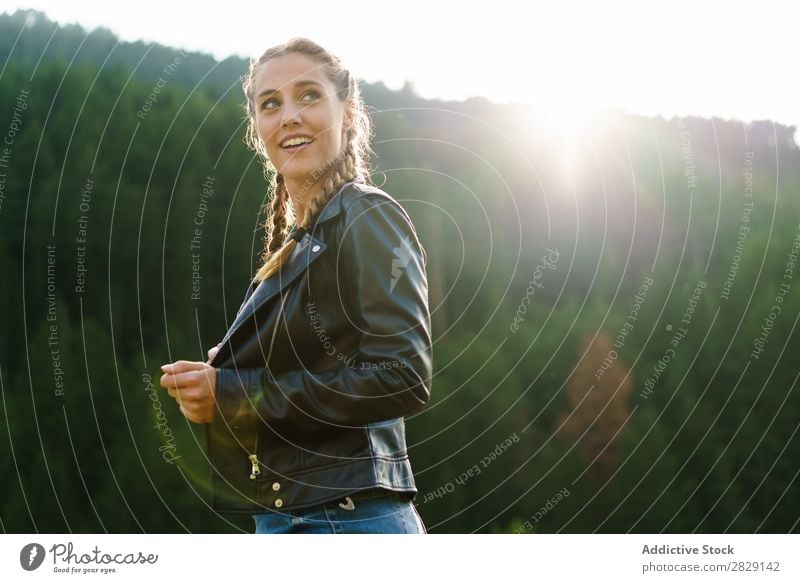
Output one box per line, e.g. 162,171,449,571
205,176,433,513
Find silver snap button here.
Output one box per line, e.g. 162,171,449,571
272,482,281,491
311,244,320,252
274,498,283,508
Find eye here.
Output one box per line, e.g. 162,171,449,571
260,97,278,110
301,90,320,103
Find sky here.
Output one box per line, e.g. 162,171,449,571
2,0,798,142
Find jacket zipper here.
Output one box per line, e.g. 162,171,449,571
249,431,260,480
245,289,287,481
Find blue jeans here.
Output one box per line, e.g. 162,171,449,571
252,491,427,534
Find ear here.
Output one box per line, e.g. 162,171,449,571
343,100,355,131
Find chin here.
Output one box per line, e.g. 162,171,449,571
283,158,331,180
278,162,313,180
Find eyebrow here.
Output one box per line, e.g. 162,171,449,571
257,80,323,99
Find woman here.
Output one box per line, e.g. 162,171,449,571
159,37,432,534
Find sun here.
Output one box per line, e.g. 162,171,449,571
528,99,604,182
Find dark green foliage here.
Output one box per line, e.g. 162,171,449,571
1,8,799,533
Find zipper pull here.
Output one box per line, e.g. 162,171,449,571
248,454,260,480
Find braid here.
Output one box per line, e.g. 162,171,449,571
302,144,356,227
253,144,357,283
265,174,289,256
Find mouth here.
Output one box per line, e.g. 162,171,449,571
280,136,315,151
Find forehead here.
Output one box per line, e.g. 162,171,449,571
253,53,331,93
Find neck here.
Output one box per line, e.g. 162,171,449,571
283,175,323,225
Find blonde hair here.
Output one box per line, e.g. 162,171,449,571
241,37,375,282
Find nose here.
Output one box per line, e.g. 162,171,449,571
280,100,302,127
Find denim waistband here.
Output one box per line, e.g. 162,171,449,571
345,487,402,501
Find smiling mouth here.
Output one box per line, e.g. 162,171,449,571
281,138,315,150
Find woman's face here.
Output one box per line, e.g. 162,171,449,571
252,52,351,184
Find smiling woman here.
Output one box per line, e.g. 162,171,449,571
241,38,375,283
250,59,352,227
159,37,433,535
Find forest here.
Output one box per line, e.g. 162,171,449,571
1,9,799,533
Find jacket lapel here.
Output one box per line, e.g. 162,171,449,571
222,231,327,344
215,177,364,354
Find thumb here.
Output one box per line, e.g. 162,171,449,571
161,360,204,374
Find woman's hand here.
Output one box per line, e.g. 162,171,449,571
159,360,217,424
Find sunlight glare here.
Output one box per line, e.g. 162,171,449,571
529,98,603,183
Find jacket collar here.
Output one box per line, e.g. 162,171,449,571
317,172,366,222
215,175,365,356
283,173,366,244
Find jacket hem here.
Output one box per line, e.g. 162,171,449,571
210,456,418,514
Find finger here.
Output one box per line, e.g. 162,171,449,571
166,380,210,405
161,360,204,374
160,370,201,390
207,345,222,364
161,360,203,374
169,387,199,404
160,373,181,391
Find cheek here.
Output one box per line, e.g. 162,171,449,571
315,107,342,140
320,119,343,150
256,116,278,146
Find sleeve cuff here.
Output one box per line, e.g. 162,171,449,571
215,367,261,421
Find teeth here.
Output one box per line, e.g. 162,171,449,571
282,136,313,148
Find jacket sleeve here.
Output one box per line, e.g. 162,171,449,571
213,193,433,432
